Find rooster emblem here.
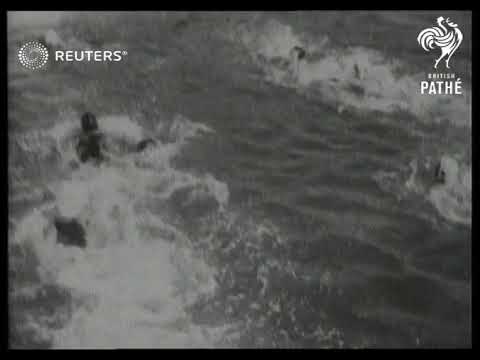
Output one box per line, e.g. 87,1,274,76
417,16,463,69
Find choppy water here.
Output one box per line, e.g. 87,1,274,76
8,11,471,348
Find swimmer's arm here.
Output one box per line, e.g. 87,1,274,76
98,141,130,167
97,135,121,164
99,134,136,154
103,151,128,167
120,137,157,153
106,135,157,154
99,133,112,153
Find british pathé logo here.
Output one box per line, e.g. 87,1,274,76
417,16,463,69
417,17,463,95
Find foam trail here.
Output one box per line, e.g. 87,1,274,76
11,113,232,348
428,155,471,225
231,18,471,128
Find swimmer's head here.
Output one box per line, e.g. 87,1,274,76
291,46,307,60
81,112,98,133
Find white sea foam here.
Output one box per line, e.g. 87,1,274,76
232,18,471,128
428,155,471,226
11,113,231,348
168,114,214,143
374,154,471,226
98,115,145,142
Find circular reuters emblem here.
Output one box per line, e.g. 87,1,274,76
18,41,49,70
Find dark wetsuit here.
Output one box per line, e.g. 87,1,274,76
434,162,446,184
54,217,87,248
76,131,105,164
136,138,156,152
292,46,306,60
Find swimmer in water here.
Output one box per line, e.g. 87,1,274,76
353,63,361,80
74,112,156,166
52,112,156,248
434,161,447,185
75,112,105,164
289,45,307,82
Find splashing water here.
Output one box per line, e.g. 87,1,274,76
11,113,234,348
9,12,471,348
